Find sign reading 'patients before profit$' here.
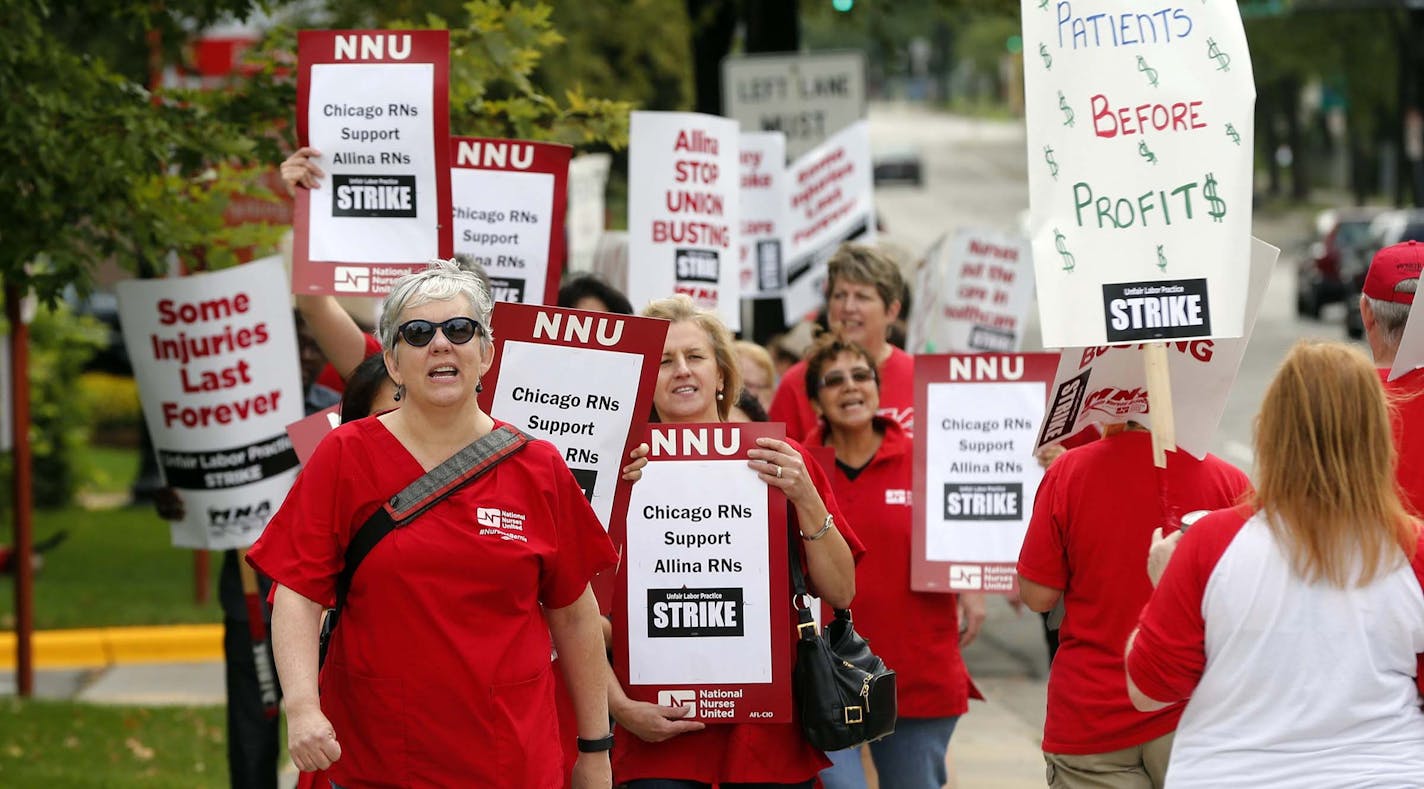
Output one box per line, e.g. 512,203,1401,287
1022,1,1255,348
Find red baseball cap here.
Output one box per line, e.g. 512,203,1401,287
1364,240,1423,304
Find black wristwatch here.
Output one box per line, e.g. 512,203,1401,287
576,732,615,753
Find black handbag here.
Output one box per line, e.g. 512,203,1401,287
788,522,897,751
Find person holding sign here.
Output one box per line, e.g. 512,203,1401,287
770,244,914,440
1016,421,1248,788
801,334,981,789
248,261,618,788
1126,342,1424,787
611,294,863,789
1358,241,1424,514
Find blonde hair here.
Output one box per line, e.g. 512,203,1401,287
734,341,776,385
1253,340,1417,587
642,295,741,421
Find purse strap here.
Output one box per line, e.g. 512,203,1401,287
788,511,849,641
330,423,531,633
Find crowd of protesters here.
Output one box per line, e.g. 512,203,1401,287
160,145,1424,789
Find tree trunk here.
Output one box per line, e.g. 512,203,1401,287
684,0,738,115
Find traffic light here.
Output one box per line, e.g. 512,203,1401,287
832,0,854,11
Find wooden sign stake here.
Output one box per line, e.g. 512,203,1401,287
1143,342,1175,468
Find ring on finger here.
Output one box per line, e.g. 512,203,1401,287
775,465,783,479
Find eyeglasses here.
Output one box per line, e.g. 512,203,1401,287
820,367,875,389
396,317,483,347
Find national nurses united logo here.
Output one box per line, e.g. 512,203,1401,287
1101,278,1211,342
657,689,697,717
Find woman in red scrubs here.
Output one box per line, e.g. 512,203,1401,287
249,260,619,788
801,335,982,789
610,294,863,789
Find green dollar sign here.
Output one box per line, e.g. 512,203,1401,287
1136,56,1159,88
1054,228,1075,272
1157,245,1168,272
1038,0,1048,8
1059,91,1075,127
1225,123,1241,145
1138,140,1157,165
1044,146,1059,180
1203,172,1226,221
1207,38,1231,72
1040,43,1052,70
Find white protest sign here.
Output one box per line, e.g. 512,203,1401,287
1022,1,1255,347
913,353,1058,592
722,51,867,160
566,153,612,275
782,120,876,322
293,30,452,296
117,257,305,549
907,235,951,353
628,111,741,329
616,423,794,723
739,132,788,299
1036,237,1278,459
918,230,1037,354
451,137,571,306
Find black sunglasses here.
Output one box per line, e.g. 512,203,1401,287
397,317,483,347
820,367,876,389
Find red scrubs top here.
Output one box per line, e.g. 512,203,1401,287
611,438,865,786
248,417,618,788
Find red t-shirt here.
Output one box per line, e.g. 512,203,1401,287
1015,430,1250,755
807,418,972,719
247,417,618,788
314,333,383,392
769,346,915,441
1384,368,1424,518
611,438,866,785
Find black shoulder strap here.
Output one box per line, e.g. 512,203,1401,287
332,424,531,621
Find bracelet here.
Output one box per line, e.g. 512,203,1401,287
576,732,615,753
802,513,835,541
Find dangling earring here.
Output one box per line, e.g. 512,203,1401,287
716,390,724,401
393,383,405,402
476,381,484,394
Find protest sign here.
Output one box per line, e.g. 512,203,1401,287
1022,2,1255,348
478,303,667,540
739,132,789,299
617,423,793,723
292,30,452,296
1392,313,1424,382
117,257,306,549
907,235,950,353
452,137,571,305
912,353,1057,592
287,406,341,465
782,120,876,322
567,153,612,274
1036,237,1278,459
628,111,742,329
722,51,867,160
910,230,1036,354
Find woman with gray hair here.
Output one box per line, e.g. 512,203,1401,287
248,259,619,788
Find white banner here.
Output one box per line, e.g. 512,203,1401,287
628,111,742,329
781,120,876,322
914,230,1036,354
1022,1,1255,347
1036,238,1278,459
721,51,867,160
117,257,306,549
738,132,788,299
567,154,612,275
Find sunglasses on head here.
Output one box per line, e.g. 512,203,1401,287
820,367,876,389
396,317,483,347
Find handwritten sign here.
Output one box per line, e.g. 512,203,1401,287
909,229,1036,354
617,423,793,723
451,136,572,305
1036,237,1278,459
1022,1,1255,347
117,258,305,549
912,353,1058,592
292,30,452,296
739,132,789,299
628,112,742,329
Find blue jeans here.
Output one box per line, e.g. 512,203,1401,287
818,716,961,789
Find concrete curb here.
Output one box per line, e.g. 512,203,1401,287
0,624,223,670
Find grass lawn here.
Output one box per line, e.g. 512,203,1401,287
0,443,223,630
0,697,230,787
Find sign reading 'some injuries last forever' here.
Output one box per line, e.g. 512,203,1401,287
617,423,793,723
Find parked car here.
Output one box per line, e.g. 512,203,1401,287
1342,208,1424,339
1297,208,1382,319
873,146,924,186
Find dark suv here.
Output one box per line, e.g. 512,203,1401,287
1343,208,1424,339
1297,208,1382,319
